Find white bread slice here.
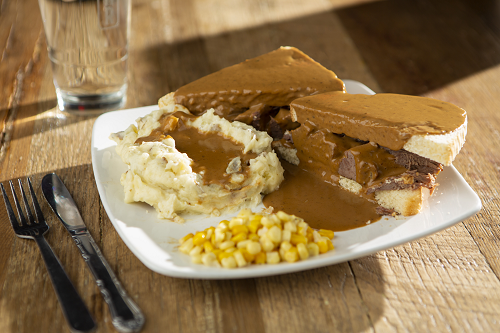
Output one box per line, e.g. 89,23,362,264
290,109,467,166
402,116,467,165
339,176,428,216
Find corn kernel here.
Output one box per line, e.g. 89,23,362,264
279,241,292,260
247,241,262,255
248,233,260,242
215,228,226,243
179,233,194,245
306,228,314,242
297,243,309,260
232,225,249,235
220,220,230,226
313,230,321,243
307,243,320,256
297,226,307,237
240,248,255,262
282,230,291,242
203,241,214,253
202,252,217,266
298,221,308,229
189,245,202,256
221,256,237,269
255,252,266,264
284,247,299,263
257,227,268,237
225,247,236,253
237,239,252,249
205,227,215,240
290,233,307,245
284,221,297,232
220,240,235,250
191,254,203,264
317,238,329,254
229,217,244,229
248,220,261,234
192,232,207,246
211,249,222,257
267,226,282,244
179,238,194,254
276,211,291,222
233,250,247,267
218,223,229,231
225,231,233,241
260,216,273,228
250,213,263,221
260,237,275,252
231,232,247,243
218,252,233,261
237,208,252,218
266,251,281,264
270,214,281,225
327,239,334,251
319,229,335,239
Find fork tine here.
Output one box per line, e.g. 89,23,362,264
9,180,29,227
27,177,46,225
1,183,20,230
18,179,36,225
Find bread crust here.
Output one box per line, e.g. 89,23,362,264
339,176,428,216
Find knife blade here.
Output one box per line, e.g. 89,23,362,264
42,173,145,333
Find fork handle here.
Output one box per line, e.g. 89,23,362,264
71,230,144,333
34,235,96,333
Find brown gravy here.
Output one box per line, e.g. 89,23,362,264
136,112,257,186
263,162,381,231
291,92,467,150
174,47,344,120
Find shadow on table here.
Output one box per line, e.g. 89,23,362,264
137,0,500,99
0,99,104,143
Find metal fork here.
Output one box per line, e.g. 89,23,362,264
1,178,96,333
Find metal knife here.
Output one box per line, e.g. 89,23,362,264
42,173,145,333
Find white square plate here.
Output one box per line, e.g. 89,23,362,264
91,80,482,279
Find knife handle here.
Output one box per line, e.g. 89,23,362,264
72,230,144,333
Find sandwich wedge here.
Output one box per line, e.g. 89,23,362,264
275,91,467,216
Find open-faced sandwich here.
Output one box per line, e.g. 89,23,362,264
111,46,467,229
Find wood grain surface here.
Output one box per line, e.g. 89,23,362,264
1,0,499,332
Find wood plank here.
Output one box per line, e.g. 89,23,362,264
256,264,375,332
336,0,500,95
354,224,500,332
422,65,500,284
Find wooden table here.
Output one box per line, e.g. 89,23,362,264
1,0,499,332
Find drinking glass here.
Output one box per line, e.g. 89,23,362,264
38,0,131,114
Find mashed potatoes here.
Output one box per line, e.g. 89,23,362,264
110,94,284,222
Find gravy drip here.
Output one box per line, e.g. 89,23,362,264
174,47,344,120
291,92,467,150
263,162,381,231
136,112,257,186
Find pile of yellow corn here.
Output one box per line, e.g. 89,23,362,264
178,209,334,268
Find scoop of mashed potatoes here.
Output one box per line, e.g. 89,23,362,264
110,94,284,222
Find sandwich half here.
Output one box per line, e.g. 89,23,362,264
274,91,467,216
